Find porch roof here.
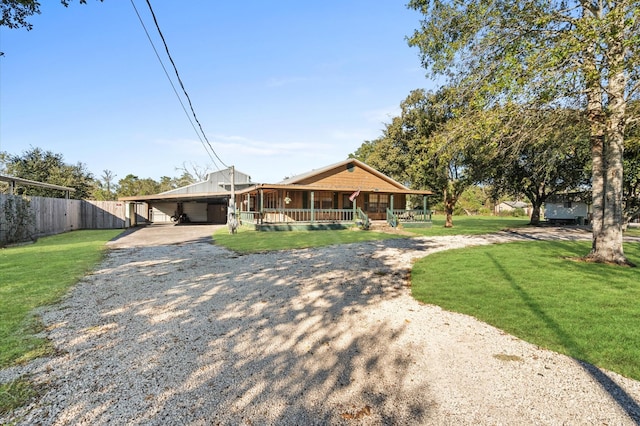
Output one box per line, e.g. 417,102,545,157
236,183,432,196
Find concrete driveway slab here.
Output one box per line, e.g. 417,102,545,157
106,223,223,248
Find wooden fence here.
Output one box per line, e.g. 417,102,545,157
0,194,148,246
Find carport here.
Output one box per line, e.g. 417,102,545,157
118,167,253,225
119,192,231,224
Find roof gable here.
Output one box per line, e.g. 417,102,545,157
280,159,407,191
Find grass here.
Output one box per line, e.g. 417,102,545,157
0,229,121,414
213,226,404,253
405,214,530,236
625,226,640,238
0,379,40,415
411,240,640,380
0,230,122,368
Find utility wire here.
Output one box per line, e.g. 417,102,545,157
142,0,229,170
131,0,229,170
129,0,220,171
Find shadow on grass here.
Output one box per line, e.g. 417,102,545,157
487,252,640,424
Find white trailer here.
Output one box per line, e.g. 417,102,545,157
544,193,590,224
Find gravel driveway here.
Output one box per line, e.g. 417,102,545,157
2,226,640,425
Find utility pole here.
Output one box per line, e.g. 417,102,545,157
228,165,238,234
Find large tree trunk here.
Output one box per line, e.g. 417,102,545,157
529,199,543,225
583,16,632,266
443,187,455,228
525,184,545,226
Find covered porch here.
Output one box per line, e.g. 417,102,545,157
236,184,432,231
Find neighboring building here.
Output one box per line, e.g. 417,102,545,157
544,193,590,224
120,160,433,230
495,201,531,216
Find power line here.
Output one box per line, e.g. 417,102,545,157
130,0,229,170
142,0,229,169
128,0,220,170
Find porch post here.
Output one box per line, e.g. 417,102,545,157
260,189,264,224
390,194,394,212
310,191,315,223
423,195,428,221
353,197,356,220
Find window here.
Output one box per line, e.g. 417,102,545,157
367,193,389,213
314,191,333,209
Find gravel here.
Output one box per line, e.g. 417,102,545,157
2,228,640,425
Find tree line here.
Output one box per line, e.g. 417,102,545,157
0,147,207,201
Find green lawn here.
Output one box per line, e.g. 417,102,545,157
406,214,530,236
626,226,640,238
0,230,122,368
0,229,121,414
411,240,640,380
213,226,404,253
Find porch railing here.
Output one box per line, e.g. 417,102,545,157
354,208,369,229
239,211,259,225
386,208,433,227
238,209,367,225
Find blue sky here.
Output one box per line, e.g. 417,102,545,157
0,1,437,184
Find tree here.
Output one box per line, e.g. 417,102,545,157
489,107,591,225
407,0,640,265
116,174,162,197
1,0,101,30
3,147,95,199
91,169,118,200
175,162,211,183
353,88,488,227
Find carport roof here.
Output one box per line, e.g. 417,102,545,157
118,192,231,203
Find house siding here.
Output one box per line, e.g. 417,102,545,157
296,164,401,191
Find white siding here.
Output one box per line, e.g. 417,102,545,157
544,202,588,220
183,202,208,222
151,202,177,223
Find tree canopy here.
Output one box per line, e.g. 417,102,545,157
488,106,592,224
1,147,95,199
0,0,101,30
407,0,640,265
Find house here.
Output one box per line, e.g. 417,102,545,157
234,159,432,230
544,193,591,224
495,201,531,216
120,159,432,231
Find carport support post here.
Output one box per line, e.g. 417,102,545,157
125,202,136,228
